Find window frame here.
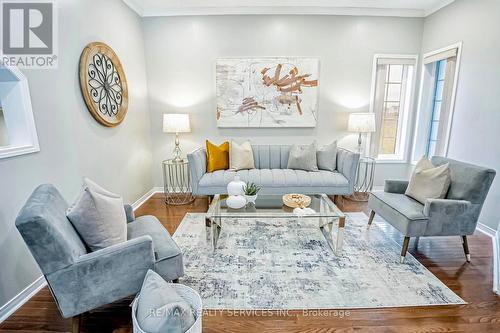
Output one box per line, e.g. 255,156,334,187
368,54,419,163
411,42,462,163
425,59,446,157
0,65,40,159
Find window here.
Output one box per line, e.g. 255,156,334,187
426,60,446,157
369,55,417,161
412,43,461,160
0,65,40,159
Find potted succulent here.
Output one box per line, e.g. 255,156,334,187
242,181,261,204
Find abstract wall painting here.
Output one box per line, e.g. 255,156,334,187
216,57,319,128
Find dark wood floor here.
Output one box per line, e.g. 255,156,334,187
1,194,499,332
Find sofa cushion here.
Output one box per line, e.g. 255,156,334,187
369,191,428,237
371,191,426,220
128,216,181,261
199,169,348,188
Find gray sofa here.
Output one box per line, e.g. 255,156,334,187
15,184,184,331
368,156,496,263
187,144,360,196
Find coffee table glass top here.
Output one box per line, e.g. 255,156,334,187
207,194,344,219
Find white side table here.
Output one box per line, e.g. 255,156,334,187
162,159,195,205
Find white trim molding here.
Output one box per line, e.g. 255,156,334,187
122,0,456,18
131,187,163,210
0,66,40,160
494,229,500,295
411,42,462,162
476,222,496,238
475,221,499,296
368,53,419,163
0,276,47,324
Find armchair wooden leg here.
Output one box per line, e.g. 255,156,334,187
400,237,410,263
462,235,471,262
367,210,375,228
72,314,81,333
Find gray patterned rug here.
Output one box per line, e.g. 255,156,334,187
173,212,465,309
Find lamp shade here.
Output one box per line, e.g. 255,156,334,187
348,113,375,133
163,114,191,133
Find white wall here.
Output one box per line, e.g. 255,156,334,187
422,0,500,230
0,0,153,309
143,15,423,187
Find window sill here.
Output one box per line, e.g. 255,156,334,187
375,159,409,164
0,144,40,159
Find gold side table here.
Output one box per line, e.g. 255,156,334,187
162,159,195,205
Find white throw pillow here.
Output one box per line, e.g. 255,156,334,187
67,177,127,251
230,140,255,170
405,157,451,204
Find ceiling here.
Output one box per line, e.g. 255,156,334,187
123,0,455,17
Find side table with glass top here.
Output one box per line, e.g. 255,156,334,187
162,159,195,205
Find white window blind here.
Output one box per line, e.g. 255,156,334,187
377,58,417,66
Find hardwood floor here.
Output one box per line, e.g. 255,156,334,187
1,194,499,332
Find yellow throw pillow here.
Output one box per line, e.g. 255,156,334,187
206,140,229,172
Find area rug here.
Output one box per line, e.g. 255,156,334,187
173,212,465,309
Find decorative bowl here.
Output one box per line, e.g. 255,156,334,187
282,193,311,208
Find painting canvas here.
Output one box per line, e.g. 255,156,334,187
216,57,319,128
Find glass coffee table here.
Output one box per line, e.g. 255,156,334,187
206,194,346,254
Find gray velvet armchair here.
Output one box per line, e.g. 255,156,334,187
368,156,496,263
15,184,184,332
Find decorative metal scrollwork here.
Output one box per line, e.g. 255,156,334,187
79,42,128,127
88,53,123,117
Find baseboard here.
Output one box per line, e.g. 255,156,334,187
131,187,163,210
476,222,496,238
493,234,499,295
0,276,47,324
153,186,164,194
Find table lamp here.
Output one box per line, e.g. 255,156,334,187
163,113,191,162
348,113,375,155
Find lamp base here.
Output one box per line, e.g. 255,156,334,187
172,133,183,161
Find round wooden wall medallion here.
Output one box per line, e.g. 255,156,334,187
79,42,128,127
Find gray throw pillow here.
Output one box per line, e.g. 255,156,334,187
136,270,196,333
67,178,127,251
317,141,337,172
287,142,319,171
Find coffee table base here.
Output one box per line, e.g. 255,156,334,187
208,215,345,254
